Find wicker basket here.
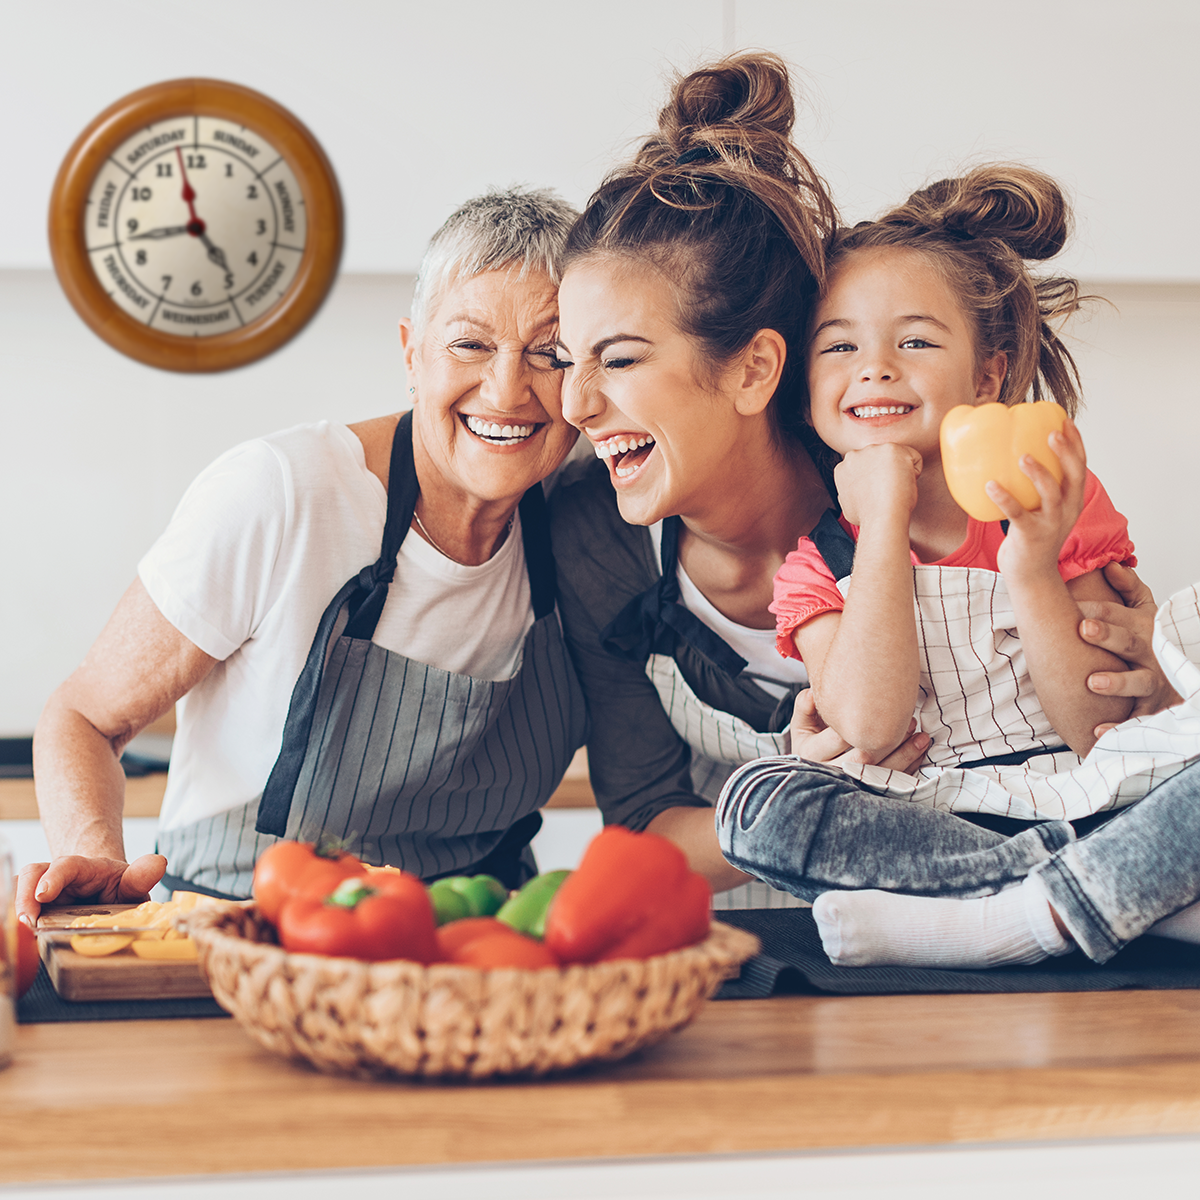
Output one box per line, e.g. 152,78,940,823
185,905,760,1079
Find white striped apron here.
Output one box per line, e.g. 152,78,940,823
603,515,807,910
159,413,587,898
811,516,1200,822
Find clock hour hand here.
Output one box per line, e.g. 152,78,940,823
198,232,230,274
128,224,190,240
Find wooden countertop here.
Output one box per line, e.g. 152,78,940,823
5,989,1200,1184
0,751,596,821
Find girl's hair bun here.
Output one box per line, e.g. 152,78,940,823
834,163,1088,414
906,165,1070,262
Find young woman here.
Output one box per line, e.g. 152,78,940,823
550,51,1199,959
551,52,947,905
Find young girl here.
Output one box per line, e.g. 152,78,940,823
754,165,1200,967
773,165,1136,811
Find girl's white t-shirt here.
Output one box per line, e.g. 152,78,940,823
647,522,808,699
140,422,532,832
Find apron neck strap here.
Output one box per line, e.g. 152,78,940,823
345,411,556,637
518,483,556,620
599,514,748,675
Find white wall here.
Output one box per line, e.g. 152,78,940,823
2,1,1199,733
4,1,1199,279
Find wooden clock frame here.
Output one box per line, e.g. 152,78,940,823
48,78,343,373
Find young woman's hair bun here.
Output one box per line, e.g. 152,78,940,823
904,165,1071,263
651,52,798,169
565,52,838,459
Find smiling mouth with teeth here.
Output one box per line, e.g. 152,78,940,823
850,405,913,418
594,433,656,479
463,414,538,445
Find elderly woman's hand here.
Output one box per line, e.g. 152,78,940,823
1078,562,1180,735
789,689,931,773
15,853,167,928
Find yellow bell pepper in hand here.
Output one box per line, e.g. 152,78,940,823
941,401,1067,521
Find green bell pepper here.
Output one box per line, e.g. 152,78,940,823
427,874,509,926
496,869,572,940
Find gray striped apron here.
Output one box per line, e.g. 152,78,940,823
159,412,587,898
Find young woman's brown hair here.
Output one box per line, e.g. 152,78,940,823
831,165,1089,415
564,52,838,446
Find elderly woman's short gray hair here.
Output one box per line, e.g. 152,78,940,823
411,187,580,333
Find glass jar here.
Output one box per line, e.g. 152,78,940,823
0,833,15,1067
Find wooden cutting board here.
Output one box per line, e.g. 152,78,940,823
37,904,212,1002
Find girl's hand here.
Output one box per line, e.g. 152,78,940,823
989,419,1087,582
834,443,922,528
788,689,931,774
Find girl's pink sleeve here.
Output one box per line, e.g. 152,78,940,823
1058,471,1137,582
770,538,847,660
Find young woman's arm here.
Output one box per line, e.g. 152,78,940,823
789,443,923,755
1079,562,1181,729
991,423,1133,755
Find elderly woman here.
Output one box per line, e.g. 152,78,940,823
19,188,586,921
550,50,1198,960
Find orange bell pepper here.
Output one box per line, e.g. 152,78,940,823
543,826,712,964
940,401,1066,521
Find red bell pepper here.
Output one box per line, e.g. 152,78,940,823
277,870,439,964
543,826,712,964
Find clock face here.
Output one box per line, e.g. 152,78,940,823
84,118,307,337
50,79,342,372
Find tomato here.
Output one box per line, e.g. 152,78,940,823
940,401,1066,522
252,839,364,926
435,916,513,959
277,871,438,964
451,932,559,970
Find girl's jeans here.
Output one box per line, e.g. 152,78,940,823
715,756,1200,963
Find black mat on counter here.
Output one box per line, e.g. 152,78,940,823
17,962,229,1024
713,908,1200,999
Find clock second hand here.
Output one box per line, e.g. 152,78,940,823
175,147,232,279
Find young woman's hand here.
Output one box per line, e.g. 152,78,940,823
834,443,922,529
788,689,930,774
990,419,1088,582
1079,562,1180,732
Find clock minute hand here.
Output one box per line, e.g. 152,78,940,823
128,225,190,240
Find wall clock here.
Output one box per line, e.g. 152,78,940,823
48,79,343,372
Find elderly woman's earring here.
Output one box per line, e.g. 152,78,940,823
409,386,415,396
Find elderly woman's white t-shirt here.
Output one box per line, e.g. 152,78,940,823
139,422,533,832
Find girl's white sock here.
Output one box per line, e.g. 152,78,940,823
1147,899,1200,945
812,878,1072,969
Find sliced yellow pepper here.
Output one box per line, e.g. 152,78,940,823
130,939,199,961
70,934,137,957
941,402,1066,522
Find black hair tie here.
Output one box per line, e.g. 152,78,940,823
675,145,721,166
